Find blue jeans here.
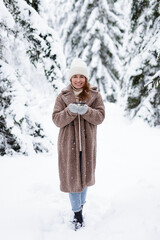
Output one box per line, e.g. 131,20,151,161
69,187,88,212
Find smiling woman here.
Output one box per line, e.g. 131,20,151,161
71,74,86,89
52,58,105,230
69,59,91,102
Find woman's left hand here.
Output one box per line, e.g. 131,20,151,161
78,104,88,115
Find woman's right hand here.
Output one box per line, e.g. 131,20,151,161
68,103,79,113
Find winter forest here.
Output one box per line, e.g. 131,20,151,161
0,0,160,155
0,0,160,239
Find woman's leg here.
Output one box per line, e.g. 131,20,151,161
69,192,82,212
69,188,88,228
69,187,88,212
81,187,88,207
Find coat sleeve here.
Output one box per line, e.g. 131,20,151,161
81,93,105,125
52,95,77,128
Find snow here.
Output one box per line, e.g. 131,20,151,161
0,103,160,240
1,0,160,237
0,1,15,28
145,70,160,87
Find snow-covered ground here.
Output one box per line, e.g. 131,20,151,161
0,103,160,240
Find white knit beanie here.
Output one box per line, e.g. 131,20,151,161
68,58,89,80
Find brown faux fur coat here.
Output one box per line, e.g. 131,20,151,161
52,84,105,193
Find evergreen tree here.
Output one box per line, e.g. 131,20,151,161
0,0,65,155
0,63,48,155
53,0,125,101
0,75,21,155
122,0,160,126
3,0,64,88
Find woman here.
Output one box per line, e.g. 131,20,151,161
52,58,105,230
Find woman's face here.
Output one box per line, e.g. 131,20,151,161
71,74,86,89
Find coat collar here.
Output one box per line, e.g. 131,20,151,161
61,84,98,106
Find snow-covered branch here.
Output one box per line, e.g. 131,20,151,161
145,71,160,88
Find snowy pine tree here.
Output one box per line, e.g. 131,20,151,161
0,74,21,155
52,0,125,101
0,0,65,155
122,0,160,126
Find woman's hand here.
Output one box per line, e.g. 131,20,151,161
68,103,79,113
77,104,88,115
68,103,88,115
